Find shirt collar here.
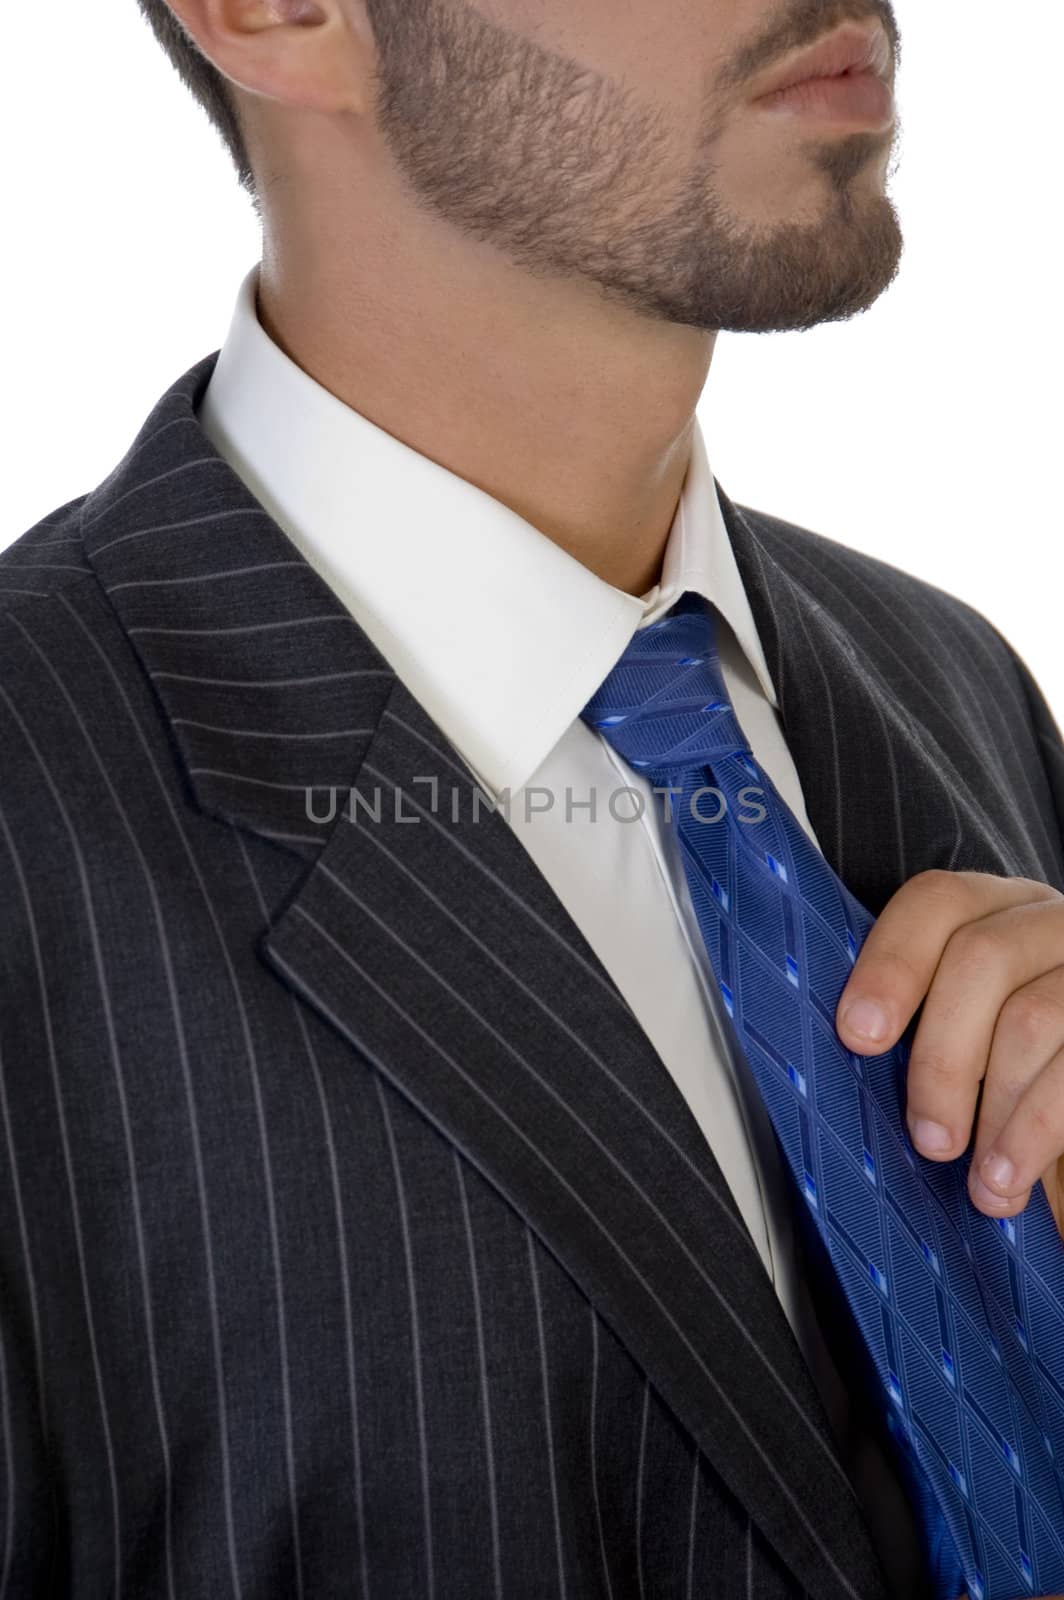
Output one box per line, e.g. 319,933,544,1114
197,263,780,797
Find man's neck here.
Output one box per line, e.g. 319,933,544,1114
256,199,716,597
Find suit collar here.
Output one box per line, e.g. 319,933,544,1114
81,351,1047,905
79,352,906,1600
80,352,393,856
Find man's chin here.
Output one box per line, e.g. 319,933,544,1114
700,197,904,335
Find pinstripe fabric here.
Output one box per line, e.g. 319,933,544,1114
1,353,1062,1599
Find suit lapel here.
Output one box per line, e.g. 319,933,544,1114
82,355,911,1600
258,681,892,1600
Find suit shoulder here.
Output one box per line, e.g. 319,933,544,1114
733,498,1016,654
0,495,97,619
0,496,110,705
0,499,122,791
733,495,1064,774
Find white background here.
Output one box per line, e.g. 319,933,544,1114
6,2,1063,722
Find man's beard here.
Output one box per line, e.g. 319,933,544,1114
365,0,904,335
634,130,904,334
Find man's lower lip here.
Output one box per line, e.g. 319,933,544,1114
753,71,895,129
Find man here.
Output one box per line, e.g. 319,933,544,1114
3,0,1064,1596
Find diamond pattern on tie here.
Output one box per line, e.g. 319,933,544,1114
581,593,1064,1600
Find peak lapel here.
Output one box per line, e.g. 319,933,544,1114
80,355,890,1600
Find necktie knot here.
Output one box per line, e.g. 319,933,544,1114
581,598,752,782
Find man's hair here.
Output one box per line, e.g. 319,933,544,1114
136,1,256,198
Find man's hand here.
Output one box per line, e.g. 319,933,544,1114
835,870,1064,1238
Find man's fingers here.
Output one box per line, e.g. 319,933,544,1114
836,870,1055,1054
902,899,1064,1160
968,967,1064,1214
968,1040,1064,1217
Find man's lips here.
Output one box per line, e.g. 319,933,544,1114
751,21,894,100
749,22,895,129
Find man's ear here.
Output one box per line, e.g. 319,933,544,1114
160,0,372,113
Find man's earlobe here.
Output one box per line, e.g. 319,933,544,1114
168,0,363,115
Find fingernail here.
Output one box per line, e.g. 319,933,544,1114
911,1118,953,1155
979,1151,1016,1194
840,998,889,1043
969,1176,1013,1212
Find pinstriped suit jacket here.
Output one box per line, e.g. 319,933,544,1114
2,352,1063,1600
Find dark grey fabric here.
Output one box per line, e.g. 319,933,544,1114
1,352,1061,1600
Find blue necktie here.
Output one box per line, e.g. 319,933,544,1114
581,593,1064,1600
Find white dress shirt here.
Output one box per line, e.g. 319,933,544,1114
197,263,927,1591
